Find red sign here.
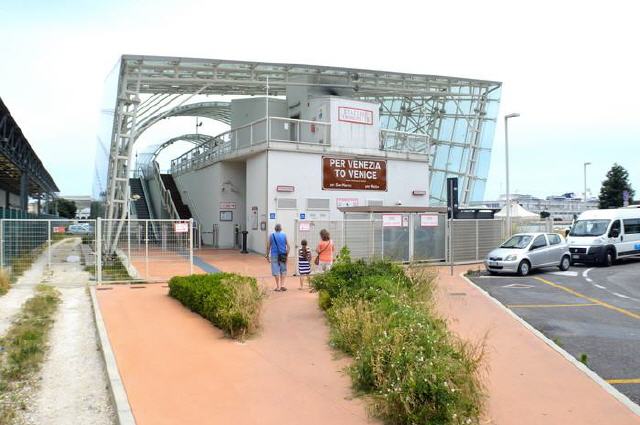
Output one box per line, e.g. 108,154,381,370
53,226,66,234
338,107,373,125
322,156,387,191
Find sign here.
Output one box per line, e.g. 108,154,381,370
382,214,402,227
251,207,258,230
322,156,387,191
220,211,233,222
336,197,359,207
269,212,276,220
338,107,373,125
220,201,236,209
174,222,189,233
299,222,311,231
276,185,295,192
402,216,409,227
623,190,630,207
53,226,66,234
420,215,439,227
299,213,306,220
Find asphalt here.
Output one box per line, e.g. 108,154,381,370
470,257,640,406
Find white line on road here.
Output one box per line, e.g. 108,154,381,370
612,292,631,299
586,278,593,283
550,271,578,277
594,284,607,289
583,268,593,278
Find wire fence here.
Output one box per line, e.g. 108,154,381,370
0,218,194,284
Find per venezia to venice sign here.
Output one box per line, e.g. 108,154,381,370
322,156,387,191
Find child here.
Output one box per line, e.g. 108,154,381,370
298,239,312,289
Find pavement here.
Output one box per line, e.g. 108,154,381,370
468,258,640,407
95,249,640,424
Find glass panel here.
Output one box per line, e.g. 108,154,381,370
413,214,446,261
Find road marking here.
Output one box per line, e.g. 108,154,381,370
502,283,534,289
583,268,592,278
612,292,631,299
507,303,598,308
594,284,607,289
534,277,640,321
607,378,640,385
585,278,593,283
550,271,578,277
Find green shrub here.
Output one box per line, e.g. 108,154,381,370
168,273,263,340
312,249,485,425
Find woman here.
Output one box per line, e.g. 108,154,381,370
315,229,334,272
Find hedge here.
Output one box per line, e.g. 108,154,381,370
168,273,263,340
312,248,485,425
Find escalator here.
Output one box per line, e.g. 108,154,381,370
160,174,192,219
129,178,151,219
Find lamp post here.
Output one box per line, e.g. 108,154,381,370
583,162,591,203
504,113,520,236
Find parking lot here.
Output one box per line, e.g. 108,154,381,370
469,258,640,406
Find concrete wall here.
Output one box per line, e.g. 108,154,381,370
174,162,246,249
245,152,268,253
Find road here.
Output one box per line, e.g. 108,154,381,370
469,258,640,406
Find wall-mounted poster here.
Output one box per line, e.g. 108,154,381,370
220,211,233,222
420,214,439,227
322,156,387,191
382,214,402,227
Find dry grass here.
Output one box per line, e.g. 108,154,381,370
0,269,9,296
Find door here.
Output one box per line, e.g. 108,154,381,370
528,234,548,267
546,233,564,265
620,218,640,256
276,209,299,257
608,219,623,256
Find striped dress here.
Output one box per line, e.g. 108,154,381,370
298,247,311,275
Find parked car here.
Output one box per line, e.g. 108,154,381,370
485,232,571,276
67,224,92,235
567,208,640,266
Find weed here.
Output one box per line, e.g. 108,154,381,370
552,337,563,348
0,269,9,296
0,285,61,423
579,353,588,365
312,249,486,425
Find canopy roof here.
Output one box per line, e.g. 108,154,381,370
495,202,538,219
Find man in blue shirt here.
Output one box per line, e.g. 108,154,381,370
266,223,290,291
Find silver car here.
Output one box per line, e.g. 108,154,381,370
485,232,571,276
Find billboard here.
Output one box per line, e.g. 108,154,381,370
322,156,387,191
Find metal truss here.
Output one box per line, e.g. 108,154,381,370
136,133,215,173
102,55,501,250
0,97,59,207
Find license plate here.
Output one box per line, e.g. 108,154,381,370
572,254,580,259
488,261,499,266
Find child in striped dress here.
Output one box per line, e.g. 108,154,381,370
298,239,311,290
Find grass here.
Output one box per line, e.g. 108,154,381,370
0,270,9,296
579,353,589,365
99,255,131,281
169,273,264,340
0,285,61,424
8,246,45,283
312,247,486,425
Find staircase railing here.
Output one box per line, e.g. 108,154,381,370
153,161,180,219
180,189,203,248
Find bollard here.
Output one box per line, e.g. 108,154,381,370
241,230,249,254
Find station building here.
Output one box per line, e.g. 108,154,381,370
95,56,501,255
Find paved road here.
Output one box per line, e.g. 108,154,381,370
470,258,640,406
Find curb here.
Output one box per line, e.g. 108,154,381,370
459,273,640,417
89,286,137,425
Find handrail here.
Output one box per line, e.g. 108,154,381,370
153,161,180,219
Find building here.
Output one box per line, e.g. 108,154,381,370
95,56,502,254
474,193,599,221
0,97,59,217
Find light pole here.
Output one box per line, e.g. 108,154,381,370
504,113,520,236
583,162,591,202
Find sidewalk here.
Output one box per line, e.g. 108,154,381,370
436,266,640,425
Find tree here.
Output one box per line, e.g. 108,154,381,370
89,201,105,219
56,198,77,218
598,163,635,209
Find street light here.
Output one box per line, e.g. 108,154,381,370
583,162,591,203
504,113,520,236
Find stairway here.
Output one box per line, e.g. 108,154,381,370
160,174,192,219
129,178,151,219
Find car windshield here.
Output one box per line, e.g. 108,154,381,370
500,235,532,249
569,219,610,237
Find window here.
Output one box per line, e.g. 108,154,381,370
548,234,561,245
609,220,621,237
623,218,640,234
531,235,547,249
306,198,330,210
276,198,297,209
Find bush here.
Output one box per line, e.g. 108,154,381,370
168,273,263,340
311,250,485,425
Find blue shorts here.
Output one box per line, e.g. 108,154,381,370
270,256,287,276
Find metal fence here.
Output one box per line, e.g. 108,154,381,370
0,218,193,284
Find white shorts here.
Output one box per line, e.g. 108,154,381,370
318,261,333,272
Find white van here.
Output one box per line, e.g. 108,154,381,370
567,208,640,266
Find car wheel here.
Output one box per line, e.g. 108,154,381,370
559,256,571,271
603,249,614,267
518,260,531,276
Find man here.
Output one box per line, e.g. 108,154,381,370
266,223,290,291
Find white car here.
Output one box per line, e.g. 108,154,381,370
485,232,571,276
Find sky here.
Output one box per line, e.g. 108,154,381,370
1,0,638,201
